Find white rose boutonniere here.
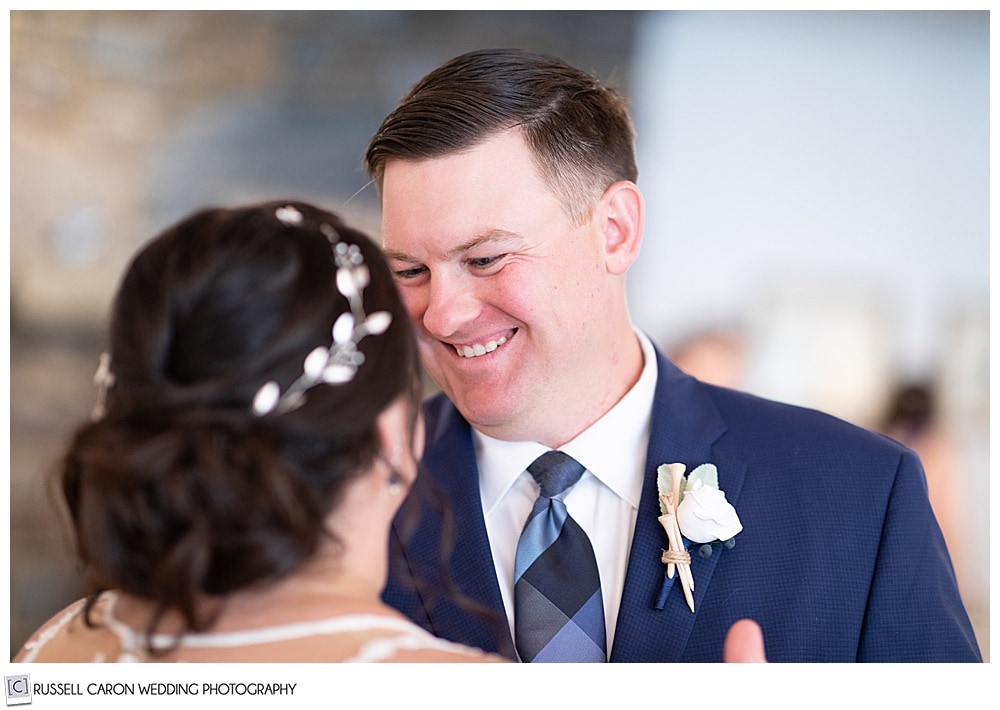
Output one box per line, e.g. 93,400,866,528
655,462,742,613
676,469,743,543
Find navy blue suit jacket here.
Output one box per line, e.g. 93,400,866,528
383,349,981,662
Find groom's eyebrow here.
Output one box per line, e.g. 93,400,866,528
382,230,523,263
382,247,420,263
445,230,522,259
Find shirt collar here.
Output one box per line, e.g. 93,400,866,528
476,328,658,514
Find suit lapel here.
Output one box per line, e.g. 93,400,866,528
416,401,517,657
611,350,748,662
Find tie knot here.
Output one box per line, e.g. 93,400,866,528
527,451,586,498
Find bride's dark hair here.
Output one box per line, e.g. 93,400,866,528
60,200,420,648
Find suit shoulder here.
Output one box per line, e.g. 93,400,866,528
703,382,911,465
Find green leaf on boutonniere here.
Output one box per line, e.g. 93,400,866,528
656,464,673,515
683,463,719,500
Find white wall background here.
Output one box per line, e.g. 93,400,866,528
628,10,987,418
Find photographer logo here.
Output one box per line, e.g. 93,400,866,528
5,675,31,706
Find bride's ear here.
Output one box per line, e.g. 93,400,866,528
375,398,408,469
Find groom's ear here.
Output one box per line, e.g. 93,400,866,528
596,180,643,276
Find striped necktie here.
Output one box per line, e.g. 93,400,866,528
513,450,607,662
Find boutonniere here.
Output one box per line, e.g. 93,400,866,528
654,462,743,612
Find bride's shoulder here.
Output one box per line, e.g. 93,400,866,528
14,596,100,662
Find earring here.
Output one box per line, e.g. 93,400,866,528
91,352,115,421
387,470,403,496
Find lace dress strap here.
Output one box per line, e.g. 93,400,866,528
98,592,153,662
342,621,487,662
97,594,483,661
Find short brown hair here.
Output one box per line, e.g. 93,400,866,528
365,48,638,223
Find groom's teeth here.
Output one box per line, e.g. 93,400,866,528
456,335,508,358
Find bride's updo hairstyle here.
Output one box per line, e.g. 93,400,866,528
61,200,419,638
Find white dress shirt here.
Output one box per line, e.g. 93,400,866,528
474,329,657,657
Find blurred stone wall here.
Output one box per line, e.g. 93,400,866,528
11,11,637,331
9,9,638,658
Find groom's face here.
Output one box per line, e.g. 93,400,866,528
379,130,612,445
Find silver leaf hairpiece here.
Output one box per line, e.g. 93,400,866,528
251,206,393,416
89,205,393,422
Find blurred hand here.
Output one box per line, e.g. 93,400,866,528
723,618,767,662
